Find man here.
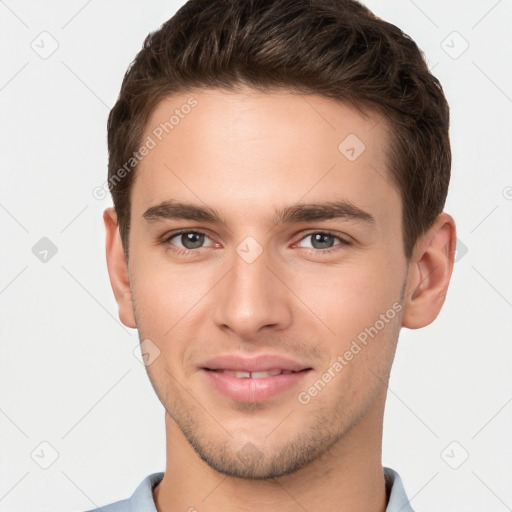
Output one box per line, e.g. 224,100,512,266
91,0,456,510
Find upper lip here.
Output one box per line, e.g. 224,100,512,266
201,353,311,372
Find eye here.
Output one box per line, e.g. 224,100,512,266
163,230,215,251
296,232,349,252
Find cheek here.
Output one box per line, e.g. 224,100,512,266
129,253,219,340
288,258,403,347
129,237,247,372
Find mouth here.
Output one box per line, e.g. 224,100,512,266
204,368,308,378
199,354,313,402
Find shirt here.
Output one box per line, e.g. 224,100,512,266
82,467,414,511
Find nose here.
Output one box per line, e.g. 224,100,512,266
212,247,293,340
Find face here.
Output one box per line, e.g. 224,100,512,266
120,87,409,478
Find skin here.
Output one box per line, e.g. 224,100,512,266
104,87,456,512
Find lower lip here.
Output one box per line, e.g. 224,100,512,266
201,369,311,402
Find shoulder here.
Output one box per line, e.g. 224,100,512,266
81,498,130,512
80,472,164,512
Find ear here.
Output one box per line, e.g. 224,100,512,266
104,207,136,328
401,212,457,329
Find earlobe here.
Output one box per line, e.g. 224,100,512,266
401,213,457,329
104,207,136,329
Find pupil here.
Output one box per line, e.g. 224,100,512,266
312,233,333,249
182,233,204,249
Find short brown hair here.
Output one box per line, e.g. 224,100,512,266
107,0,450,260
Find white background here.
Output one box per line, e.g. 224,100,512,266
1,1,511,511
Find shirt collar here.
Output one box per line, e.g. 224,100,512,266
129,467,413,511
384,467,415,511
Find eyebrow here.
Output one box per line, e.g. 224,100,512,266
142,199,375,226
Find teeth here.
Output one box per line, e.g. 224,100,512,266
218,369,287,378
251,369,282,378
222,371,251,378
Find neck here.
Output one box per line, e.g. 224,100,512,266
154,393,387,512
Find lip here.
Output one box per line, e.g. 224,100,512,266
199,353,312,402
201,353,311,373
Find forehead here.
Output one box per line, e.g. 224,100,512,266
132,87,399,226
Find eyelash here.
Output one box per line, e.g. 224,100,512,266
162,229,351,256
